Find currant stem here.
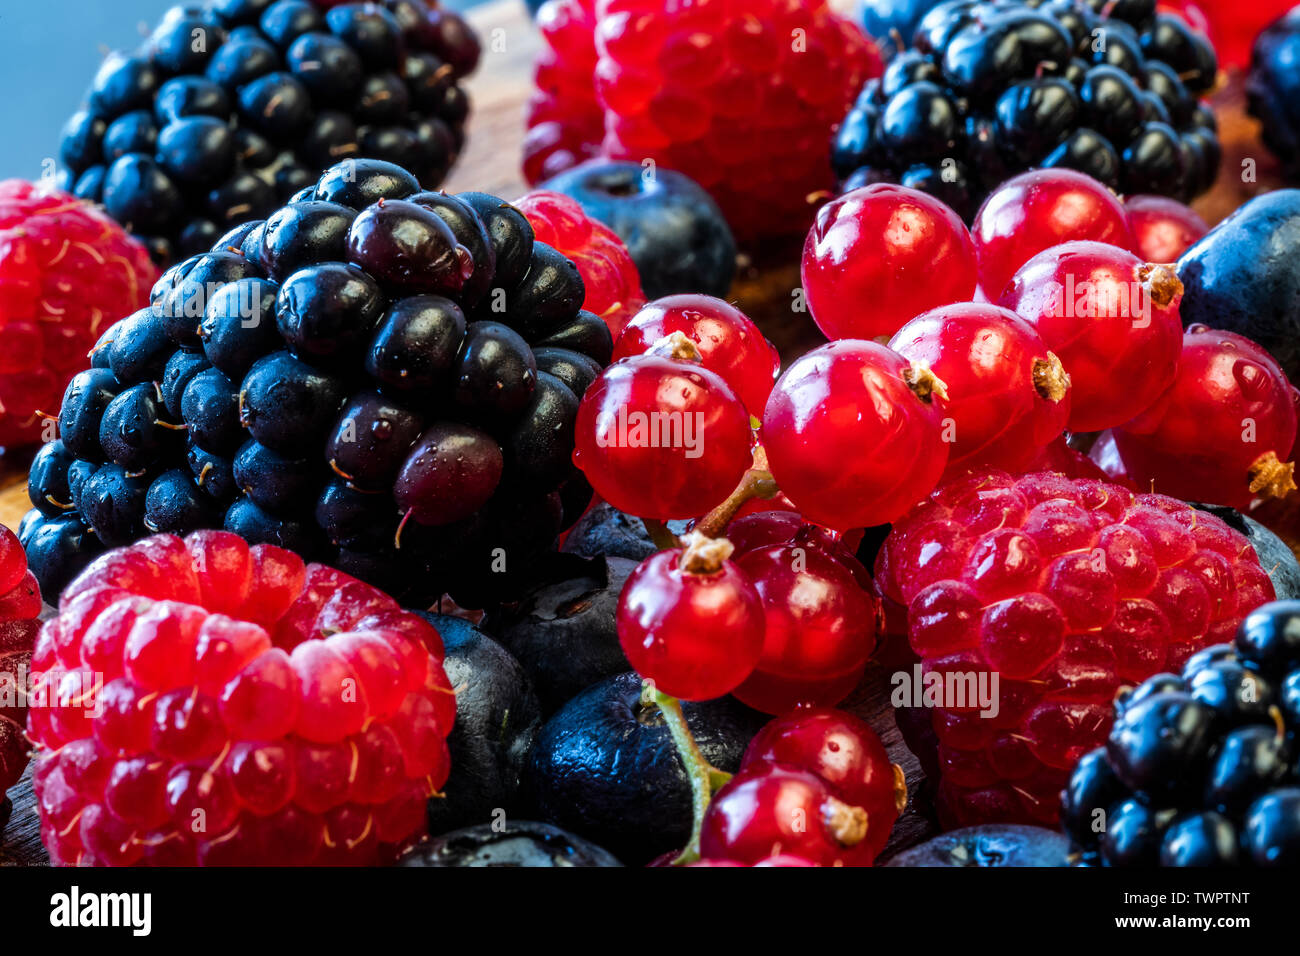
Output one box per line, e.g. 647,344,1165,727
641,680,733,865
642,518,680,551
694,446,780,539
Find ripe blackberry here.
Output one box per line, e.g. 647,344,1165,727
22,158,609,611
57,0,480,265
26,530,454,866
880,469,1274,828
1063,599,1300,866
835,0,1220,220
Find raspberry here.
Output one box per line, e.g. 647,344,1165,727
26,529,453,866
0,180,156,449
516,190,646,339
880,469,1274,828
525,0,882,241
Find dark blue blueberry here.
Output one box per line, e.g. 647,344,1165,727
539,162,735,299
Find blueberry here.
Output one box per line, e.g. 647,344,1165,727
524,670,764,864
494,555,637,712
1178,190,1300,381
885,824,1071,867
538,162,736,298
396,821,621,868
416,614,543,836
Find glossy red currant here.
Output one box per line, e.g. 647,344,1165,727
1113,326,1300,508
889,303,1071,476
999,241,1184,432
615,534,765,701
699,764,873,866
972,169,1135,299
611,295,780,416
742,708,905,862
731,537,881,715
573,344,753,520
761,340,950,531
1125,194,1209,264
801,183,977,341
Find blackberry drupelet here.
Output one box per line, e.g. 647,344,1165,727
21,158,609,609
57,0,480,265
1062,600,1300,867
835,0,1220,219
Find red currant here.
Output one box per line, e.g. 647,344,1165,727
889,303,1071,475
699,764,873,866
972,169,1134,299
612,295,780,416
731,539,880,714
761,340,950,530
742,708,904,862
1125,194,1209,264
1113,326,1300,508
801,183,977,341
615,534,765,701
573,345,753,520
999,241,1184,432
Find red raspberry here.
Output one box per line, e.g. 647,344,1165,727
26,530,453,866
524,0,882,242
880,470,1274,829
516,190,646,338
0,180,157,449
0,522,44,801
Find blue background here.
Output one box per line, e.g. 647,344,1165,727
0,0,482,181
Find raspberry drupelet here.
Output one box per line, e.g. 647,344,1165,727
880,469,1275,829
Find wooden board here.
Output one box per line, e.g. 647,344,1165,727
1,0,1294,867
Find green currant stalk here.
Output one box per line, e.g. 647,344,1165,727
641,679,732,865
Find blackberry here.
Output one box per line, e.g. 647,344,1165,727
56,0,481,265
1062,600,1300,867
836,0,1220,219
23,158,608,611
